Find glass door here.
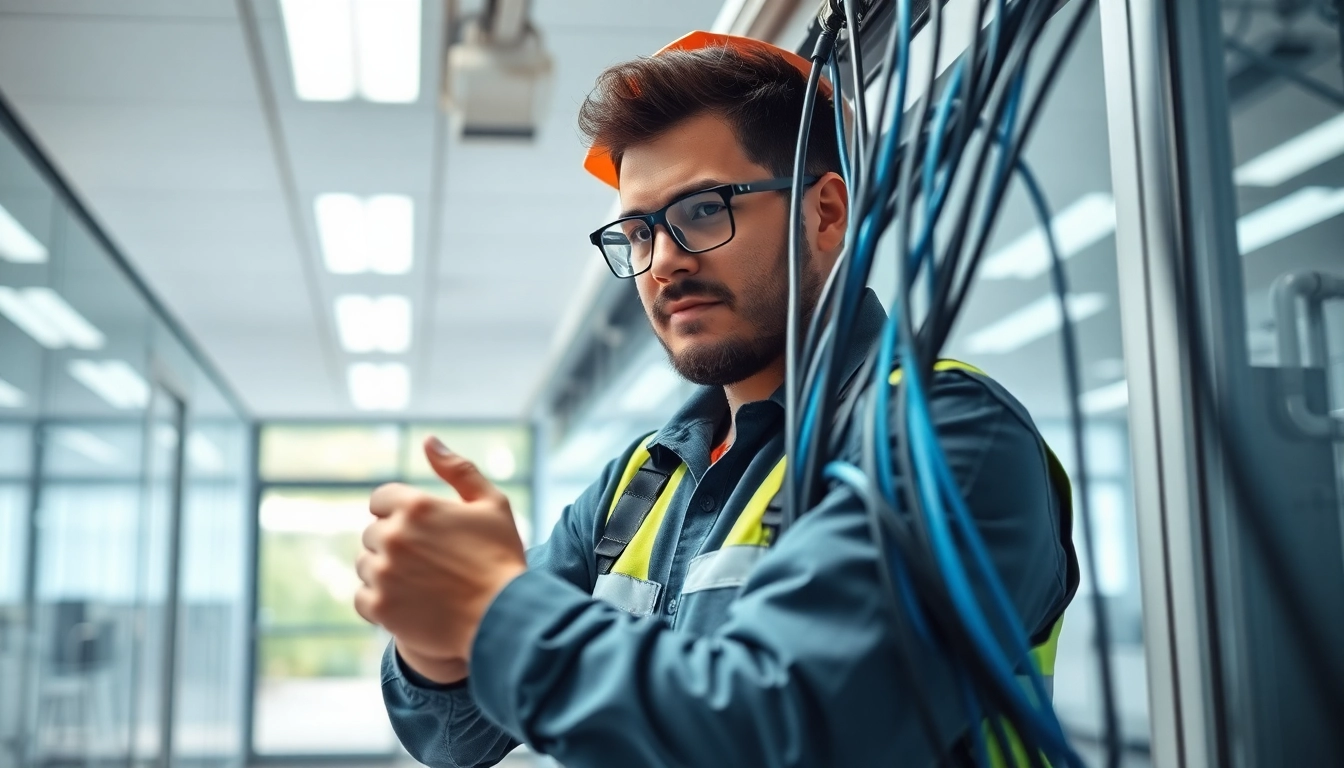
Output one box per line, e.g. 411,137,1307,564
1098,0,1344,763
129,386,187,767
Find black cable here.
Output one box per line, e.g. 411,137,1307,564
896,0,945,382
784,27,839,534
842,0,869,195
919,0,1056,351
1016,159,1122,768
933,0,1098,355
861,0,908,212
857,9,1058,757
791,3,1129,765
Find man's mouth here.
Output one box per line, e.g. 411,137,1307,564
664,298,722,321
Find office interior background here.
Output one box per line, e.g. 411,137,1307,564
0,0,1340,766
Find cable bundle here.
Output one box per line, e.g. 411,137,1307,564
778,1,1120,765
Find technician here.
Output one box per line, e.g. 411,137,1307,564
355,31,1078,768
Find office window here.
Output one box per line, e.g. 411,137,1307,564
252,422,534,758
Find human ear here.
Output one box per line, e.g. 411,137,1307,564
809,172,848,258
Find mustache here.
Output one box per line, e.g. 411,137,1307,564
653,279,735,319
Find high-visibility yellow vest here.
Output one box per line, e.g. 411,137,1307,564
600,359,1072,766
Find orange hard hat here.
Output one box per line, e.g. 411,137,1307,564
581,30,837,190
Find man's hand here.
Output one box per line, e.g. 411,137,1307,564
355,437,528,683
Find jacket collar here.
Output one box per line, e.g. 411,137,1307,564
646,288,887,482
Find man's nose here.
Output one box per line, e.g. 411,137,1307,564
648,225,697,282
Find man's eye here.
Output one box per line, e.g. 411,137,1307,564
630,226,653,243
690,202,726,219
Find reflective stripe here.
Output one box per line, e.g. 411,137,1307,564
682,545,768,595
1030,614,1064,678
887,358,988,387
609,463,687,581
723,457,787,548
593,572,662,617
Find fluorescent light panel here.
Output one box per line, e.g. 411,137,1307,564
0,286,104,349
0,376,24,408
1081,380,1129,415
981,193,1116,280
965,293,1107,354
68,359,150,410
365,195,414,273
354,0,422,103
1234,113,1344,187
348,362,409,411
0,203,48,263
57,428,120,466
280,0,421,103
1237,187,1344,255
280,0,356,101
315,194,413,275
334,294,411,353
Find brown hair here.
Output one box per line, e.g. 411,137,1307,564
578,44,842,183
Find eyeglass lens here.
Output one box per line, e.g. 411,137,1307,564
599,190,734,276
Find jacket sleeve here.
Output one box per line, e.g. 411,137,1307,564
380,448,630,768
464,371,1070,767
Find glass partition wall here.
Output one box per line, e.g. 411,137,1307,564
0,98,252,767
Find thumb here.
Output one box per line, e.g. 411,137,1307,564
424,437,499,503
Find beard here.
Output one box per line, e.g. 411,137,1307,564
651,239,823,387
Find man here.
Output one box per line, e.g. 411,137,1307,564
356,32,1077,768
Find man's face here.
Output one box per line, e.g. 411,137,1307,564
618,113,822,387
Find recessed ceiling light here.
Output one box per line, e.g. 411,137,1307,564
1089,357,1126,382
348,362,409,410
23,288,105,349
0,286,104,349
1237,187,1344,255
1234,113,1344,187
965,293,1107,354
353,0,422,103
54,428,120,466
1081,379,1129,415
334,294,411,353
279,0,421,103
0,376,25,408
279,0,356,101
0,203,48,263
315,194,414,275
68,359,150,410
365,195,414,274
981,193,1116,280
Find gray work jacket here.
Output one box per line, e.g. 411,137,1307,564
381,289,1074,768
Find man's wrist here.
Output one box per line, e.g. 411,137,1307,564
395,642,469,688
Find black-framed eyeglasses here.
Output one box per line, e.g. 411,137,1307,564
588,176,820,279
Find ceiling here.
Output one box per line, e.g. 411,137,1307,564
0,0,724,419
0,0,1339,428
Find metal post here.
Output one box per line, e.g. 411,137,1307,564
17,422,45,768
1095,0,1240,764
